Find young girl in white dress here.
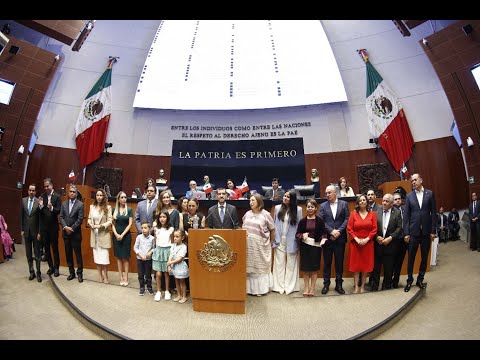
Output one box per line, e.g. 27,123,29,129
152,210,174,301
167,229,189,303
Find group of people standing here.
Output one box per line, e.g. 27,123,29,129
18,173,437,300
256,173,437,296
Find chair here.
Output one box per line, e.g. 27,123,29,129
293,185,315,200
156,185,168,193
260,185,282,197
134,188,143,198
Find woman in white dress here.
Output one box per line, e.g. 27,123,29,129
242,193,275,296
272,190,302,295
88,189,112,283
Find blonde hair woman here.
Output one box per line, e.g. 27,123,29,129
88,188,113,283
112,191,133,286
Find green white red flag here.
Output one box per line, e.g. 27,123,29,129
240,177,250,193
75,59,115,168
360,49,414,177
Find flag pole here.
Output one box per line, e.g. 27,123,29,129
82,167,86,185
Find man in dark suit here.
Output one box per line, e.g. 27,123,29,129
134,185,158,234
370,193,402,290
436,206,448,243
447,207,460,240
264,178,286,201
403,173,437,292
21,184,42,282
319,184,349,295
469,192,480,251
38,177,62,277
59,185,85,282
392,192,407,288
207,188,239,229
366,189,380,212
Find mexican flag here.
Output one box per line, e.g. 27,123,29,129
75,59,115,168
68,169,76,182
240,177,250,193
361,50,414,176
203,181,213,194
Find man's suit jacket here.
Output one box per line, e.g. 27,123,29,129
369,202,380,212
404,188,437,237
59,199,84,240
264,188,285,200
448,211,459,225
436,213,448,231
207,203,239,229
375,207,402,255
21,197,41,238
39,191,61,231
395,204,406,237
134,198,158,232
469,200,480,225
319,199,350,245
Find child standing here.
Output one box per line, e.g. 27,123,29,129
152,210,174,302
133,222,155,296
167,229,189,303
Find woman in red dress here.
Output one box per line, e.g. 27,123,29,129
347,194,377,293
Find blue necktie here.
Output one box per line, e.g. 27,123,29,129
28,199,33,215
220,205,225,222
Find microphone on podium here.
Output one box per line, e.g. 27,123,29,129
225,206,238,230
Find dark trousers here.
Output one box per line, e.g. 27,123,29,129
64,234,83,275
449,224,459,239
137,258,153,290
470,222,480,249
323,241,345,286
407,234,431,283
43,227,59,270
25,234,41,274
370,250,394,289
392,240,408,285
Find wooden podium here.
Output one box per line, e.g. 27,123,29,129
378,180,410,196
188,229,247,314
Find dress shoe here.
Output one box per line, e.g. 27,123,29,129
41,254,47,262
392,282,399,289
54,269,60,277
370,286,378,292
67,273,75,281
47,268,54,275
404,282,412,292
36,273,42,282
78,274,83,283
28,273,35,281
335,285,345,295
416,280,426,289
321,286,329,295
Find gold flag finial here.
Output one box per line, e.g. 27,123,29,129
357,49,369,63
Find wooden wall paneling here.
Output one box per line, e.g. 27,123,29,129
15,20,86,46
424,20,480,200
0,36,60,241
